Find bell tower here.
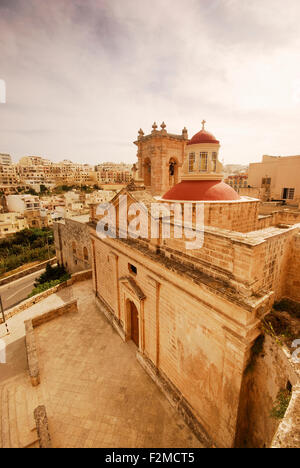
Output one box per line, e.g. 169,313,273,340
133,122,188,196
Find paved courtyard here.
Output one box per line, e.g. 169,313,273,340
1,280,203,448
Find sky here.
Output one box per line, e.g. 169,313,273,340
0,0,299,165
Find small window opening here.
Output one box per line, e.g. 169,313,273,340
286,381,292,393
128,263,137,275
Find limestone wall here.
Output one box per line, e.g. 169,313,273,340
163,224,300,304
53,218,91,274
135,134,186,195
284,233,300,302
276,210,300,225
91,233,264,447
203,200,259,232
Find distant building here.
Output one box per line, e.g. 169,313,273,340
248,155,300,204
0,212,27,237
53,215,91,273
6,194,41,214
225,173,248,192
223,163,248,175
0,154,12,165
5,194,52,229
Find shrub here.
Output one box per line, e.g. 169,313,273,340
28,272,71,298
270,389,292,419
34,263,69,286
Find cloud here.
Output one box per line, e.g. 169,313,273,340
0,0,299,165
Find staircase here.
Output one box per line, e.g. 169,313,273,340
0,376,39,448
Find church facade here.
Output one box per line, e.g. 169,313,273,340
87,122,300,447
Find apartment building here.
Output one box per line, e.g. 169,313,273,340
248,155,300,204
0,212,28,237
0,154,12,165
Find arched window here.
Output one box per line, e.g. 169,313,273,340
188,153,195,172
199,152,208,172
144,158,151,186
83,247,89,261
169,158,178,186
212,152,217,172
72,241,77,255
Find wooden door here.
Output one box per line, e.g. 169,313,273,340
130,302,139,347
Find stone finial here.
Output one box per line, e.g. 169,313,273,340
160,121,167,135
152,122,158,132
138,128,144,140
182,127,188,139
201,119,206,130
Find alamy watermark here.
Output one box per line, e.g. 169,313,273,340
0,79,6,103
95,196,204,250
0,339,6,364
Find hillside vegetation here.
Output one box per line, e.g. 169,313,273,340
0,228,55,276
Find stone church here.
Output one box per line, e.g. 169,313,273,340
56,122,300,447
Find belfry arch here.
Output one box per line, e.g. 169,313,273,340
143,158,151,186
169,158,178,187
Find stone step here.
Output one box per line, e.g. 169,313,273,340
0,377,39,448
15,383,39,448
8,386,19,448
1,385,11,448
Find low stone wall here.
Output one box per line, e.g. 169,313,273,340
1,281,68,324
31,299,78,328
0,257,56,287
0,269,91,324
25,319,40,387
25,300,78,386
34,406,52,449
71,269,92,284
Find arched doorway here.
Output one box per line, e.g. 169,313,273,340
129,300,139,347
169,158,178,186
143,158,151,186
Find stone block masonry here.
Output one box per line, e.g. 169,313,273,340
25,319,40,387
53,217,92,274
25,300,78,386
34,406,52,449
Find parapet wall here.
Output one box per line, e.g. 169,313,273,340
285,233,300,302
0,257,56,287
202,199,260,232
0,269,91,324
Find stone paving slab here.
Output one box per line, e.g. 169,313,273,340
1,280,203,448
32,281,203,448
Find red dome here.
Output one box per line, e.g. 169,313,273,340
162,180,240,201
187,129,219,145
